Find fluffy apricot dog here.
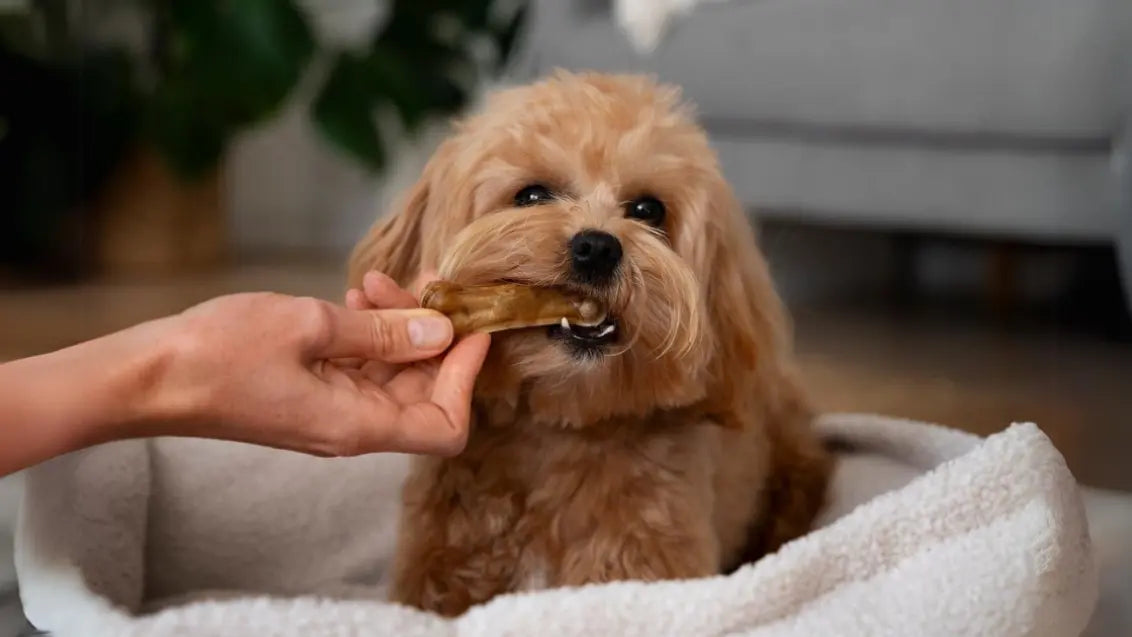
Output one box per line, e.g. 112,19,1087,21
349,72,831,617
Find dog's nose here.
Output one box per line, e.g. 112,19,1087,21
570,230,622,283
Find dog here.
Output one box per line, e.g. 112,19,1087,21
348,71,831,617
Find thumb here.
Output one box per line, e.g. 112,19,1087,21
315,305,454,363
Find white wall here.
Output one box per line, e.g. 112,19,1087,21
73,0,407,255
226,0,392,255
225,98,380,254
225,93,451,255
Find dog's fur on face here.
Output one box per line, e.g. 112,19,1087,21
353,73,787,427
350,72,831,616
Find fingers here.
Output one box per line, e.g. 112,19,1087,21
382,364,439,405
316,304,455,363
332,271,454,364
410,269,440,298
314,270,486,457
362,334,489,456
388,404,468,456
423,333,491,451
345,288,367,310
346,271,419,310
341,272,422,367
323,334,490,457
363,271,419,309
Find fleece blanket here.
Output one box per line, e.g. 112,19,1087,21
15,414,1097,637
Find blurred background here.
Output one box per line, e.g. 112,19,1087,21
4,0,1130,482
2,2,1132,625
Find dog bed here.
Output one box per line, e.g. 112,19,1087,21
15,414,1097,637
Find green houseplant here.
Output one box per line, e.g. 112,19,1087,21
0,0,527,279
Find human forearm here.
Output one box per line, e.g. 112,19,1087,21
0,282,487,477
0,318,174,476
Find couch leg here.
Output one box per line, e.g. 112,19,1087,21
1118,234,1132,319
986,243,1018,319
1117,117,1132,318
890,233,921,304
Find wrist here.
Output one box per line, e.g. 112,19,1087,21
48,315,191,447
103,315,204,440
83,323,172,446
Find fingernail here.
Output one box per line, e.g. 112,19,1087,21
408,316,451,348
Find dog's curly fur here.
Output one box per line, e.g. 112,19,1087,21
349,72,831,617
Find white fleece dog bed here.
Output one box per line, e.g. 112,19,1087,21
15,414,1098,637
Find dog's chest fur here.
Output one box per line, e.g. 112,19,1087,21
435,412,713,535
391,401,785,618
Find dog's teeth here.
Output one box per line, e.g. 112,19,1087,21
597,324,615,337
560,317,571,331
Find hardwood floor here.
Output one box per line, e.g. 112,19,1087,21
3,259,1130,490
795,305,1132,490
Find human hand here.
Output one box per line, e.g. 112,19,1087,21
141,273,490,457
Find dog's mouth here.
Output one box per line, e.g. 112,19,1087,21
547,314,618,348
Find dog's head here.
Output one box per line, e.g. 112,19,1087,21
350,72,793,427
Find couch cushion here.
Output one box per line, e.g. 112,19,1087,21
713,134,1116,239
520,0,1131,138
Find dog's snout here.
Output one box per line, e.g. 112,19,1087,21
570,230,622,283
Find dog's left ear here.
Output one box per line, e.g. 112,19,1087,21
700,180,803,427
347,139,459,289
701,182,831,554
348,182,426,289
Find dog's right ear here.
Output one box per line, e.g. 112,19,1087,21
348,137,461,288
347,177,428,289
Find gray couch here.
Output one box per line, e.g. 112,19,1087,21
511,0,1132,311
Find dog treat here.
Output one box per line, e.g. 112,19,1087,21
421,280,605,336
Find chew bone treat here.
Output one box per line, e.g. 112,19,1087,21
421,281,606,336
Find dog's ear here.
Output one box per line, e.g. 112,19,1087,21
347,140,458,289
702,181,831,554
701,180,803,427
348,180,427,289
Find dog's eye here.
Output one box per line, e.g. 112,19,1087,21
514,184,555,207
625,196,666,226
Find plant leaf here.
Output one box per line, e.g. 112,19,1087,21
147,0,315,175
146,78,228,179
367,45,432,131
312,53,384,170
